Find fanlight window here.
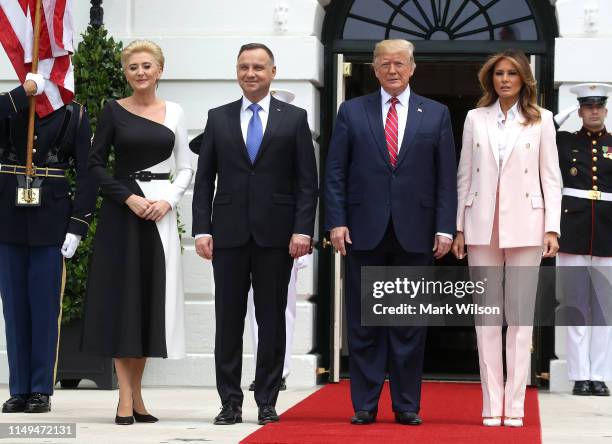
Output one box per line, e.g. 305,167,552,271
343,0,538,41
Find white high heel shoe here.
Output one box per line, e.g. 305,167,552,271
504,417,524,427
482,417,502,426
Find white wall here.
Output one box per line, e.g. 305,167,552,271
555,0,612,132
0,0,328,388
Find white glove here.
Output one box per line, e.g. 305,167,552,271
296,254,309,269
61,233,82,259
25,73,45,96
554,103,579,127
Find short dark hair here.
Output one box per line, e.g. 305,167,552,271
237,43,275,64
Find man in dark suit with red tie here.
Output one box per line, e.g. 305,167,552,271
192,43,318,425
325,39,457,425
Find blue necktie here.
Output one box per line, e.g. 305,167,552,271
246,103,263,163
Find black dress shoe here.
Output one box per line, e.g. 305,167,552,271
572,380,591,396
395,411,423,425
133,409,159,423
214,402,242,425
115,401,134,425
24,393,50,413
590,381,610,396
2,395,28,413
350,410,377,425
258,405,279,425
115,413,134,425
249,380,256,391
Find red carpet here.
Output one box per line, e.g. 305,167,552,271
242,381,541,444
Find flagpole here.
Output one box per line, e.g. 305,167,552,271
25,0,43,180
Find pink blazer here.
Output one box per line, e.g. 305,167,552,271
456,104,562,248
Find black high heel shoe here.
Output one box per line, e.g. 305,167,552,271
115,401,134,425
133,409,158,423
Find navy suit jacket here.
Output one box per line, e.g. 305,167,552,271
325,90,457,253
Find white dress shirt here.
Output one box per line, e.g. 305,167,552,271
494,99,519,165
381,87,410,152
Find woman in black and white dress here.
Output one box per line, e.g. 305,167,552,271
81,40,193,424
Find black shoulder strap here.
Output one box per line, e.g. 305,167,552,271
78,103,84,127
4,117,18,162
54,104,74,150
47,104,78,163
0,118,10,157
5,116,14,149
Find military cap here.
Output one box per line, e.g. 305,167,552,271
570,83,612,106
270,88,295,104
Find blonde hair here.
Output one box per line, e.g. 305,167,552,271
373,39,416,67
477,49,541,126
121,40,165,70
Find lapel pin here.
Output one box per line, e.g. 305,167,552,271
276,108,281,111
417,108,422,112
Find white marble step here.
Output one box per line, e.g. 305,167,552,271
142,353,318,388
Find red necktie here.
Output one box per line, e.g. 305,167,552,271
385,97,399,167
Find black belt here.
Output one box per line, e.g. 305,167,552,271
0,163,66,178
119,171,170,182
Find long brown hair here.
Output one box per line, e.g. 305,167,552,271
477,49,541,126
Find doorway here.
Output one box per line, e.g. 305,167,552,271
317,0,559,383
345,58,482,157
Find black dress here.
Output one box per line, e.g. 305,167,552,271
81,100,193,358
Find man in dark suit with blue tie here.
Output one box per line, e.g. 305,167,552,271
192,43,318,426
325,39,457,425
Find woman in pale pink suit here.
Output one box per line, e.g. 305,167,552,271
453,49,562,427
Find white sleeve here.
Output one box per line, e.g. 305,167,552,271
163,103,194,208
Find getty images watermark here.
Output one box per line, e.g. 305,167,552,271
360,266,612,327
371,276,495,316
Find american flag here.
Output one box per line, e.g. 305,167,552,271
0,0,74,117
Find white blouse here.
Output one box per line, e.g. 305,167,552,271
494,99,519,165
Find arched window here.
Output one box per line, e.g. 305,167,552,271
343,0,538,41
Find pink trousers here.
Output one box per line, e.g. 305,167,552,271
467,202,542,418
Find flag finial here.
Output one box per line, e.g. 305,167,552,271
90,0,104,28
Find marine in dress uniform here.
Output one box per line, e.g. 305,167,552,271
0,78,96,413
555,83,612,397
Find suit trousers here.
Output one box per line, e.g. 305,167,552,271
0,243,64,396
467,201,542,418
212,239,293,407
346,221,430,413
557,253,612,381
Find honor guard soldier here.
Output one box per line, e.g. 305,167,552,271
0,76,96,413
555,83,612,397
